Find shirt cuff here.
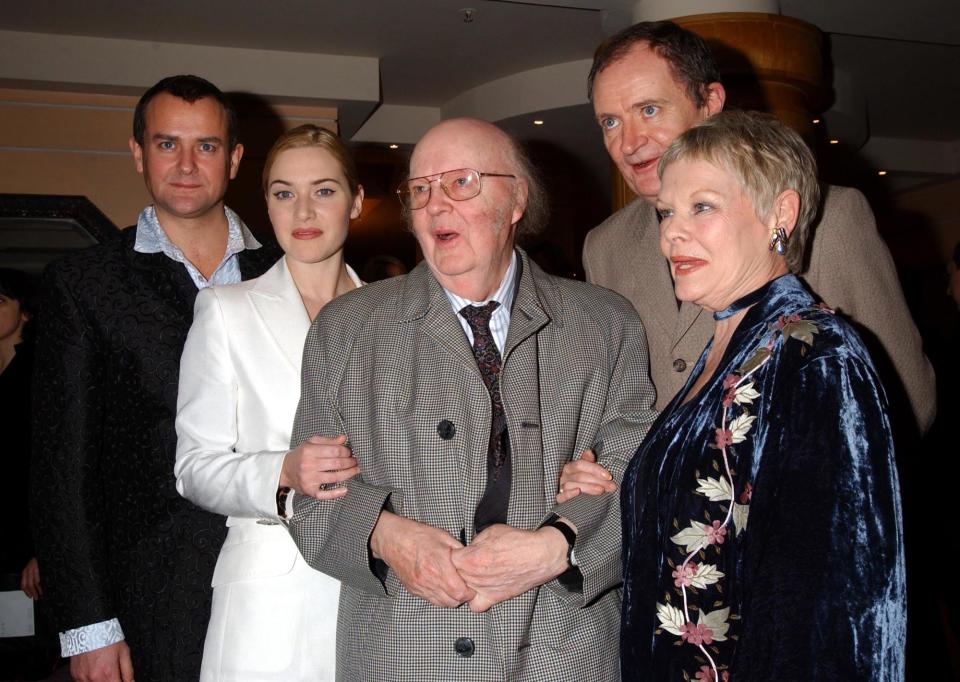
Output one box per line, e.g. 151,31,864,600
60,618,125,657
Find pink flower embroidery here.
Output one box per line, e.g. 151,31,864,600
672,562,697,587
695,668,730,682
739,482,753,504
704,520,727,545
680,621,714,646
721,374,740,407
713,428,733,449
774,313,802,330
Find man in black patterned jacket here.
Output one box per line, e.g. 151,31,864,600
31,75,277,682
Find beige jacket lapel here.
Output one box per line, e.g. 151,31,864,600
631,201,679,344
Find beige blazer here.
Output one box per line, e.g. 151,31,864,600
583,185,936,432
175,257,362,680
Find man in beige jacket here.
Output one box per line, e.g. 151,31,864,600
583,20,935,433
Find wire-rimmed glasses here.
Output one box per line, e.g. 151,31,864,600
396,168,516,211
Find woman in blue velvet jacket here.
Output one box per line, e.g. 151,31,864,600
560,111,905,681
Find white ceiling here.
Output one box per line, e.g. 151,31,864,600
1,0,957,185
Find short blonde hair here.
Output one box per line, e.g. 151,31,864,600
262,124,360,196
658,110,820,273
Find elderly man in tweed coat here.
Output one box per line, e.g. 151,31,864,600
288,117,657,681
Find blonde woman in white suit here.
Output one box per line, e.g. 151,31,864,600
175,125,364,681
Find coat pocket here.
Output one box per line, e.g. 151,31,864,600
211,522,299,586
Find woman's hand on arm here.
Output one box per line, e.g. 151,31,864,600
556,448,617,504
280,434,359,500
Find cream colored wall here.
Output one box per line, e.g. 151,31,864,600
0,87,337,233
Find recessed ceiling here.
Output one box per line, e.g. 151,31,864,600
1,0,957,180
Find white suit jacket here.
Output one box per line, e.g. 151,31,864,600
174,257,361,678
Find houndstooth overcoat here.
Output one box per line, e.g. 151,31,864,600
288,248,657,681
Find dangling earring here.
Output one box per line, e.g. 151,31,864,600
769,226,789,255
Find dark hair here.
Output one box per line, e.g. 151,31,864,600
588,20,721,107
133,75,238,150
952,241,960,269
0,268,39,341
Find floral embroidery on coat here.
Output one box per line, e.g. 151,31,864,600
654,306,826,681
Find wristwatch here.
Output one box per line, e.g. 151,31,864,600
541,513,578,567
276,486,292,518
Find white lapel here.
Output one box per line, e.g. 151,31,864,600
247,258,311,373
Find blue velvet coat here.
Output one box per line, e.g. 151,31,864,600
620,275,906,681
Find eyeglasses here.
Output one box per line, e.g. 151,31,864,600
396,168,516,211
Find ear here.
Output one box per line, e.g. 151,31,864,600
702,82,725,118
228,143,244,180
768,189,800,237
129,137,144,174
350,184,365,220
510,177,529,227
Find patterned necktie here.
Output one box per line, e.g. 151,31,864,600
460,302,508,476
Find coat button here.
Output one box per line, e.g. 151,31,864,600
454,636,475,658
437,420,456,440
672,358,687,372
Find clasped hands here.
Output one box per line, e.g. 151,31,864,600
368,447,618,613
370,512,571,613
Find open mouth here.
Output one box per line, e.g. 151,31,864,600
632,156,659,172
434,229,459,243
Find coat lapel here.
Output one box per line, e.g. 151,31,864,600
629,201,679,343
248,258,311,373
401,263,483,374
398,264,489,534
501,251,550,532
503,251,550,363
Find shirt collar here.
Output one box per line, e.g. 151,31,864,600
442,250,518,314
133,205,261,259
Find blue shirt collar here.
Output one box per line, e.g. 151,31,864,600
133,204,260,259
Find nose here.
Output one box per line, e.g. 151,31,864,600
178,147,197,174
660,212,687,244
424,178,451,216
620,119,648,158
294,194,315,220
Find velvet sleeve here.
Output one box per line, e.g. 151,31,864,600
732,351,906,680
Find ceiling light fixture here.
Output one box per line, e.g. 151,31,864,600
533,119,544,125
812,118,821,124
388,144,399,149
829,139,839,144
878,170,887,176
